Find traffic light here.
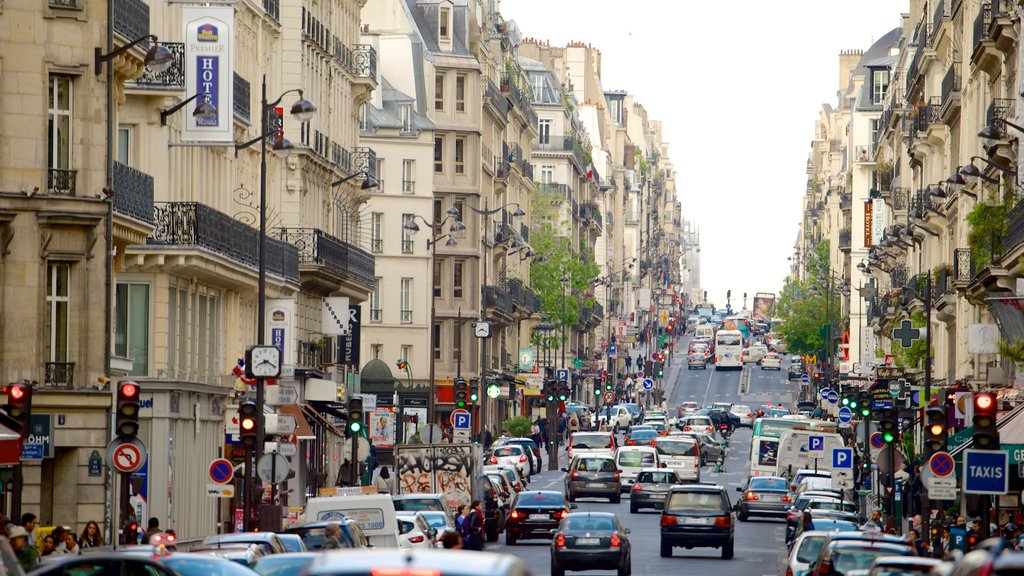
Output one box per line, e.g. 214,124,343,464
239,400,258,448
545,381,556,402
879,407,899,443
656,362,664,377
858,391,871,418
469,379,480,403
454,377,468,408
727,290,731,300
972,392,998,449
115,380,140,439
557,382,569,402
348,396,364,434
3,383,32,436
841,394,852,407
486,381,500,399
924,406,948,457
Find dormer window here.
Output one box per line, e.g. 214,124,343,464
399,104,413,133
872,70,889,105
439,6,450,39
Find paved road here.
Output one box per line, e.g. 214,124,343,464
488,336,801,575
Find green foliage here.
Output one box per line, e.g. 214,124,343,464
1000,339,1024,364
891,312,931,369
776,240,845,356
900,427,915,462
502,416,533,438
966,200,1009,270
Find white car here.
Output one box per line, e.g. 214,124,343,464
787,530,830,576
729,404,755,428
677,401,700,418
487,444,530,481
676,416,715,435
397,512,437,549
748,345,769,364
761,353,783,370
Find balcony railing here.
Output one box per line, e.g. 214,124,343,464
400,310,412,324
954,248,975,282
351,44,377,80
537,183,572,200
483,285,514,316
402,180,415,194
838,229,851,249
333,145,352,174
44,362,74,389
507,278,539,314
624,211,640,225
890,264,908,289
128,42,184,89
263,0,279,23
354,147,377,180
986,98,1016,139
941,65,961,110
114,0,149,47
276,227,374,289
113,161,155,223
485,79,509,117
370,239,382,253
973,3,993,51
1006,198,1024,251
151,202,299,282
519,223,530,244
933,268,951,300
932,0,949,40
48,0,78,8
233,73,251,123
297,341,324,368
892,188,910,211
47,168,77,196
370,308,382,322
401,239,413,254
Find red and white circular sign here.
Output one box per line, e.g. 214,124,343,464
111,442,144,474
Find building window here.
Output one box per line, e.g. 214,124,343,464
117,125,132,166
434,137,443,172
371,212,383,253
538,119,550,146
434,73,444,111
371,343,382,360
433,199,443,234
453,260,464,298
433,259,442,297
48,75,73,173
359,104,368,132
452,200,465,236
115,282,150,375
439,6,450,38
370,277,382,322
400,277,413,324
375,158,384,192
870,119,879,148
609,98,622,125
399,104,413,133
46,263,70,362
402,159,415,194
530,73,545,102
400,345,412,364
455,74,466,112
433,323,442,360
872,70,890,105
401,214,415,253
455,136,465,174
541,165,554,184
166,281,221,382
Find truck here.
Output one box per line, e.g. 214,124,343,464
752,292,776,321
393,443,481,512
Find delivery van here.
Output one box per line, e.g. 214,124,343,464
300,492,400,548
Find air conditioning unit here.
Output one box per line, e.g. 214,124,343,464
321,337,336,366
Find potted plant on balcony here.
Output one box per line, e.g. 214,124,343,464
966,198,1009,271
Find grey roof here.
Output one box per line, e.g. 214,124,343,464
364,78,435,133
853,28,901,112
404,0,471,56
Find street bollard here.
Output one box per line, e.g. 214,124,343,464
713,453,726,473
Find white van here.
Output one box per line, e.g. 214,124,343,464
776,429,845,479
653,437,701,482
567,431,616,462
300,493,400,548
614,446,659,490
694,325,715,340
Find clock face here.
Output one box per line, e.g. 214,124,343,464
475,322,490,338
250,346,281,376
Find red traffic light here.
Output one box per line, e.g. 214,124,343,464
8,386,24,401
975,394,994,411
121,383,138,398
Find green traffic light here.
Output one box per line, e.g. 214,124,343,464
882,432,895,443
350,422,362,433
841,397,850,407
470,392,479,402
594,389,601,396
457,400,466,408
861,408,870,417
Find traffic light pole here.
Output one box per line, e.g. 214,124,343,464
923,273,934,556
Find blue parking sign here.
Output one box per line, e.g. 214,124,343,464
808,435,824,454
832,447,853,470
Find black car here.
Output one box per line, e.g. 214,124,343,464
551,512,632,576
660,484,734,559
788,363,805,380
30,553,185,576
506,490,576,545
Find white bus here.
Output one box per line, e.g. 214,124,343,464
714,329,744,370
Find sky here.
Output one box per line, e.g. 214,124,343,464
501,0,909,310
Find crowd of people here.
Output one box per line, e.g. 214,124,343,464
1,513,105,571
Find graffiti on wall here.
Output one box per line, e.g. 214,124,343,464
394,444,477,510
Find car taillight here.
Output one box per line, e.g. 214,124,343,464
747,414,752,418
552,509,568,520
684,426,692,431
519,455,528,462
613,471,620,480
714,515,731,528
815,561,831,576
785,568,793,576
632,483,642,492
535,449,541,456
516,482,522,491
610,533,621,547
489,456,498,464
408,534,424,543
510,510,521,519
571,471,579,480
745,492,759,501
782,495,792,502
372,569,442,576
715,356,719,362
555,533,566,548
660,515,676,527
627,440,636,445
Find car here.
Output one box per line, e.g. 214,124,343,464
785,495,851,544
676,416,715,435
659,483,734,559
596,405,633,431
620,403,643,424
736,476,793,521
484,468,518,503
626,423,654,434
187,545,264,568
27,552,176,576
789,363,806,380
419,510,456,534
506,490,575,545
788,530,832,576
397,512,437,549
807,535,913,576
677,401,701,418
254,552,317,576
761,353,783,370
274,533,307,554
790,518,860,550
679,431,724,465
730,404,755,427
748,345,769,364
624,429,658,446
157,553,262,576
492,436,543,474
630,468,679,513
284,519,371,550
568,431,617,461
302,549,530,576
564,455,621,502
550,512,632,576
202,532,287,555
653,436,700,481
795,477,843,499
614,446,659,490
790,470,833,492
393,493,453,516
478,472,509,542
487,444,531,481
647,422,669,435
483,463,528,493
696,408,738,435
688,353,708,370
865,556,942,576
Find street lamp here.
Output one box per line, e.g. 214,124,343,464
233,76,315,530
978,117,1024,147
159,94,219,126
332,171,379,190
559,274,569,372
404,209,464,424
94,34,173,75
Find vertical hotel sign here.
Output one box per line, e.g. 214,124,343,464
183,7,234,142
863,201,874,247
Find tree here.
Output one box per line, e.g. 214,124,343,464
502,416,533,438
776,240,845,356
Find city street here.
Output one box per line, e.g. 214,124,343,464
488,336,799,575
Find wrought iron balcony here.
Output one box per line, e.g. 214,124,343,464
507,278,539,314
985,98,1016,139
931,0,949,41
933,267,951,301
44,362,75,389
892,188,910,211
538,183,572,200
1006,198,1024,252
483,285,514,317
890,264,908,289
276,227,375,289
578,306,593,327
297,341,324,368
485,79,509,118
48,0,77,8
263,0,279,23
954,248,974,283
47,168,77,196
150,202,299,282
519,223,530,244
233,73,251,123
940,65,961,114
127,42,184,89
332,145,353,174
973,3,993,54
354,147,377,180
113,161,154,223
352,44,377,80
838,229,851,250
114,0,150,47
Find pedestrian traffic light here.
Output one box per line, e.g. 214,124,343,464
348,396,364,434
238,400,258,448
3,383,32,436
115,380,140,439
972,392,998,449
924,406,948,457
487,381,501,399
841,394,852,407
454,377,468,408
594,387,602,397
879,407,899,443
469,378,480,403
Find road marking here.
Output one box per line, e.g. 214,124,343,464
701,366,716,405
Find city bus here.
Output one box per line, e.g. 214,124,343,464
722,316,750,342
714,329,744,370
748,418,837,477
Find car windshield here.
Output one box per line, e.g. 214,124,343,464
732,405,751,414
163,555,263,576
572,434,611,449
666,491,724,511
631,430,657,440
796,536,826,563
420,513,448,528
493,446,523,456
873,569,934,576
717,334,742,346
562,516,616,532
516,492,566,507
655,440,698,457
686,418,712,427
393,498,443,512
637,471,678,483
618,451,656,467
749,477,789,491
809,500,856,512
577,458,616,472
833,548,907,575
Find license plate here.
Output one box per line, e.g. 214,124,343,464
529,514,548,520
761,495,780,502
681,517,711,525
576,538,600,545
587,482,606,488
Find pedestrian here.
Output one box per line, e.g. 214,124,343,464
50,525,66,552
464,500,485,551
481,427,493,451
61,532,79,555
454,505,469,546
374,466,392,494
321,523,344,550
141,517,161,544
20,513,37,544
870,510,884,529
440,529,463,549
40,535,56,557
568,412,580,435
79,520,103,548
906,529,926,556
9,526,38,571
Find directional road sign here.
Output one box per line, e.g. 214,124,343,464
556,369,569,381
808,435,825,455
451,409,471,430
963,449,1009,495
642,378,654,390
826,390,840,405
209,458,234,485
265,383,299,406
264,413,297,435
929,452,954,478
107,438,147,474
837,407,853,424
832,447,854,470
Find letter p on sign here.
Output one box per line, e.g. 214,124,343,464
832,447,853,470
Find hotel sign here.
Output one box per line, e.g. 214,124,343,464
183,6,234,142
863,201,873,247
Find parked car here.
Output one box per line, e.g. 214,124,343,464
787,530,831,576
630,468,679,513
564,455,621,503
301,550,530,576
505,491,575,545
550,512,631,576
806,533,912,576
659,483,734,559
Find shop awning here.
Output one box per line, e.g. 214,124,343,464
307,400,347,422
278,404,316,440
0,423,21,466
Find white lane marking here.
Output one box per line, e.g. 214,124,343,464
701,366,716,405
